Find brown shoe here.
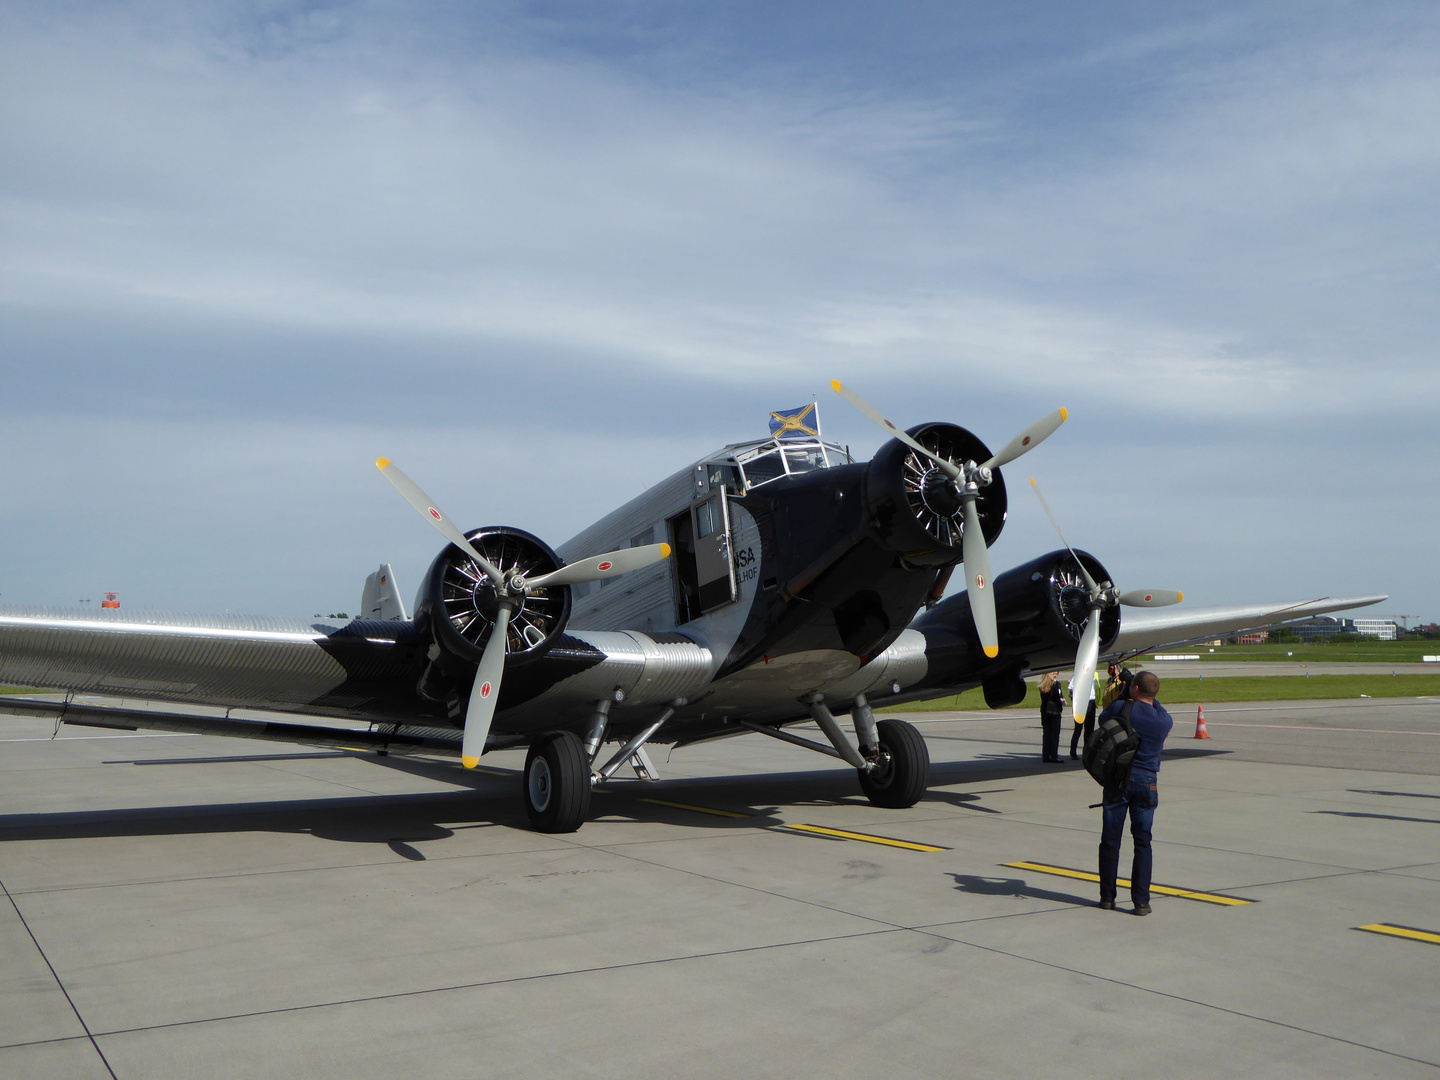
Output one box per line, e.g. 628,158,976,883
1134,904,1151,916
1098,900,1115,910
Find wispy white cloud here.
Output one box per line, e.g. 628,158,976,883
1,2,1436,614
4,2,1434,420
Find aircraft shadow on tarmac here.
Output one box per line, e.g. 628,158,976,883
0,746,1233,852
1309,810,1440,826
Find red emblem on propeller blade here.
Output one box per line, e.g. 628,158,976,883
428,508,442,520
597,561,613,572
480,682,492,698
1022,436,1031,446
976,574,986,589
1144,595,1153,602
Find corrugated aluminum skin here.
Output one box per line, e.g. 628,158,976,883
0,606,347,707
511,630,713,719
559,463,696,636
823,628,930,705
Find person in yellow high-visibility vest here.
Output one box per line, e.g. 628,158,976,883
1071,667,1124,759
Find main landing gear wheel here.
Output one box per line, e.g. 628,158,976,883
523,731,591,833
857,718,930,809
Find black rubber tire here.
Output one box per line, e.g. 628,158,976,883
857,718,930,809
522,731,591,833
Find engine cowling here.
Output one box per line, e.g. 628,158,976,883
863,422,1008,568
911,548,1120,687
413,526,572,703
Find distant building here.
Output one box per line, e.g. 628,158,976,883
1287,616,1347,641
1236,630,1269,644
1352,618,1398,641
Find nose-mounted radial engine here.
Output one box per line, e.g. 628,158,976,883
376,459,671,769
832,381,1068,659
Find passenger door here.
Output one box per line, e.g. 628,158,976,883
691,490,736,614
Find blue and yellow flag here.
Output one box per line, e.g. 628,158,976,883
768,403,821,441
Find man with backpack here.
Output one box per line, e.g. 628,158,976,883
1092,670,1173,915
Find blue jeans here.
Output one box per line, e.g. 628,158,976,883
1099,770,1158,905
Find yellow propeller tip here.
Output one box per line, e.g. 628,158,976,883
830,379,842,393
1028,476,1037,487
1059,407,1068,422
461,756,479,770
659,543,672,558
983,646,999,658
1176,592,1184,603
376,457,391,470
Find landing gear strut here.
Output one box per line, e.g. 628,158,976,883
857,718,929,809
523,731,591,832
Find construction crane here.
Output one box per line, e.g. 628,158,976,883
1381,614,1420,631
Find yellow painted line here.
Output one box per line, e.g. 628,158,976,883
783,824,949,852
639,798,751,819
1357,923,1440,946
1002,861,1252,906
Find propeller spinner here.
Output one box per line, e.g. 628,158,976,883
377,458,671,768
831,381,1066,659
1028,476,1182,722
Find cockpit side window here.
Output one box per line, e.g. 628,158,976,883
738,449,784,487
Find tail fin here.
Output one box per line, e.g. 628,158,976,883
360,564,408,622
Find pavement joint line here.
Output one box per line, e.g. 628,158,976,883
1355,922,1440,945
921,926,1440,1071
80,927,909,1041
638,798,752,819
1205,721,1440,736
1002,861,1253,905
570,831,927,935
780,823,950,851
0,875,118,1079
3,838,575,897
0,1033,100,1054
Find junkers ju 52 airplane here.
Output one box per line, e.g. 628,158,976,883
0,383,1383,832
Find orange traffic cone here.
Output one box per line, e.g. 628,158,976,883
1194,704,1210,739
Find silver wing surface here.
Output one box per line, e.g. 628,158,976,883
1108,595,1387,657
0,606,718,754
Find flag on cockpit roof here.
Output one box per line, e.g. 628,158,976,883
768,403,821,441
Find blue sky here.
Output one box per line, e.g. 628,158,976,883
2,1,1436,622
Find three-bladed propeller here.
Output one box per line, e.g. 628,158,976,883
831,381,1067,659
376,458,671,768
1027,476,1183,722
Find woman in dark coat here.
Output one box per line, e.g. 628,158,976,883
1038,671,1064,763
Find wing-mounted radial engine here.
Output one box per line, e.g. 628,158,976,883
413,525,572,705
913,547,1120,705
833,381,1067,658
1028,477,1182,720
375,459,670,769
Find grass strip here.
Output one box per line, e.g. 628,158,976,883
890,675,1440,713
1157,642,1440,664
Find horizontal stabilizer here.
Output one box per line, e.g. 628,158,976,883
1109,594,1387,657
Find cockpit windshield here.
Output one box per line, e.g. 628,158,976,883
731,439,851,490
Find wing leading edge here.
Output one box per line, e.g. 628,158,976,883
1108,594,1387,657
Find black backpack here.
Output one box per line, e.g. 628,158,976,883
1083,699,1139,793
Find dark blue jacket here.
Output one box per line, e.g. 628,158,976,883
1098,698,1173,777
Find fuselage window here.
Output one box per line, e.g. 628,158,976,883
694,497,720,539
630,526,655,548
